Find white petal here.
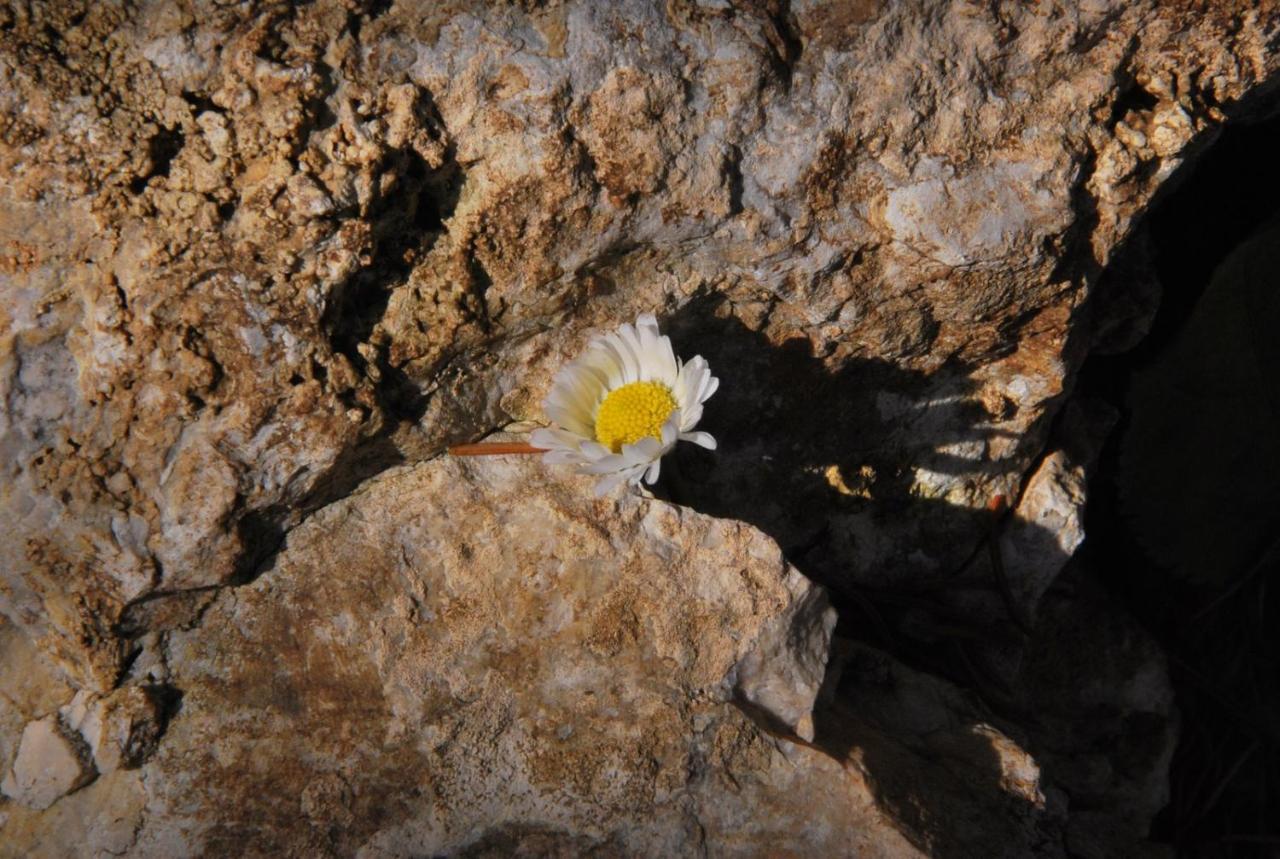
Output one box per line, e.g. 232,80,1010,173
679,431,717,450
660,412,680,450
582,344,624,391
678,404,703,432
692,360,712,398
579,441,612,461
644,459,662,484
660,337,680,385
604,332,641,384
545,393,593,437
574,359,611,397
543,449,585,465
623,436,662,465
559,361,602,397
623,324,660,381
582,453,631,475
675,356,712,414
679,357,703,392
635,316,678,385
672,365,694,412
545,362,607,436
529,428,561,449
618,319,640,347
593,465,645,501
582,338,620,388
700,373,719,402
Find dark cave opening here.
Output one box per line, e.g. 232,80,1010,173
1077,106,1280,857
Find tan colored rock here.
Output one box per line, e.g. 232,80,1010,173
0,715,95,811
1,0,1276,694
61,687,168,774
0,769,147,859
996,399,1118,624
0,615,74,721
0,617,75,794
124,455,880,855
732,569,837,742
0,0,1276,853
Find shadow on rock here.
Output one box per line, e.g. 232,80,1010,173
813,644,1054,859
657,295,1082,857
661,294,1016,586
660,296,1031,663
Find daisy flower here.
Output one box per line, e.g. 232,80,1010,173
531,313,718,494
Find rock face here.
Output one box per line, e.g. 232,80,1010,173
1,0,1277,855
0,716,95,811
13,455,872,856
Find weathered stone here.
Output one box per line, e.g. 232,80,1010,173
0,715,95,811
731,563,837,742
0,769,147,858
61,686,168,774
819,641,1065,857
0,617,76,811
0,616,74,721
1014,563,1179,859
997,397,1119,625
2,0,1276,694
1,0,1277,853
104,454,952,856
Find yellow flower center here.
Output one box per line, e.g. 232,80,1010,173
594,381,677,453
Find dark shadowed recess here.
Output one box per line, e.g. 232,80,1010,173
660,297,1071,857
229,91,465,589
1078,104,1280,856
661,297,1021,669
658,96,1280,857
324,103,464,423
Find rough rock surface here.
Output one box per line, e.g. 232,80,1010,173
0,715,95,811
10,454,875,857
1,0,1278,854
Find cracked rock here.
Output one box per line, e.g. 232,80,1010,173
2,0,1276,700
62,687,168,774
1,716,96,811
1,0,1277,854
123,455,887,856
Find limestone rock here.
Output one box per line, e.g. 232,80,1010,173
1,0,1276,695
61,686,169,774
1014,562,1178,859
0,615,75,780
0,770,148,858
1,715,95,811
122,454,874,855
820,641,1064,857
0,0,1277,854
997,398,1119,624
731,569,836,742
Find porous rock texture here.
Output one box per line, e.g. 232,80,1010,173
6,455,872,856
0,0,1277,855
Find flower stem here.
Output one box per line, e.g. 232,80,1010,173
448,442,546,456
